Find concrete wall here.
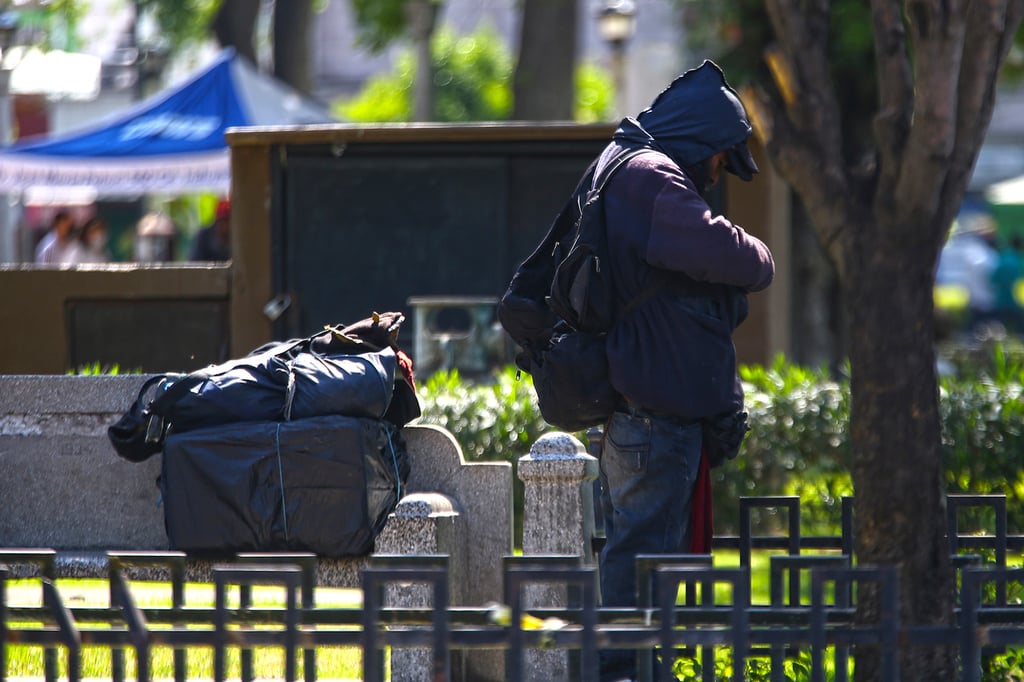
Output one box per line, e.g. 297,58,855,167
0,265,231,374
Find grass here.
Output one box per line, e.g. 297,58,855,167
3,579,367,680
712,549,840,605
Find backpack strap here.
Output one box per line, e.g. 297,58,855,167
592,147,649,193
591,147,662,323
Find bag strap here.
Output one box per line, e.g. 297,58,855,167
621,278,664,319
593,147,663,323
591,147,648,194
147,333,313,418
129,375,170,413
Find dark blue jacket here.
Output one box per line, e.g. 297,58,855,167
599,62,775,419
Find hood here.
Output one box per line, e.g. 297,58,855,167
612,60,756,176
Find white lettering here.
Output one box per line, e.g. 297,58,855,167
119,114,221,142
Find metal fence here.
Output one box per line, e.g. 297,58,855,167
2,494,1023,682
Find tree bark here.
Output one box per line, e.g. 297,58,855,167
750,0,1024,678
212,0,260,64
273,0,316,95
512,0,576,120
789,200,843,367
844,219,954,680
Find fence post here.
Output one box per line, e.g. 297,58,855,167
518,431,600,682
374,492,470,681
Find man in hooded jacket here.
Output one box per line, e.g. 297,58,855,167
594,61,775,681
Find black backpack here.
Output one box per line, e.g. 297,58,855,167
498,147,646,432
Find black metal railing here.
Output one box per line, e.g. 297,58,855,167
1,494,1022,682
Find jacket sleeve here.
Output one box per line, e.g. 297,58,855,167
644,161,775,292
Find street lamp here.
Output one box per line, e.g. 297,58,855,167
596,0,636,118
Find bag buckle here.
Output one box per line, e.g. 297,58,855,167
144,413,166,444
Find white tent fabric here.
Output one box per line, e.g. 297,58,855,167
987,174,1024,205
0,48,336,196
0,149,230,195
7,47,103,100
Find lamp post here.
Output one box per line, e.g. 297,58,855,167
0,11,18,263
596,0,636,119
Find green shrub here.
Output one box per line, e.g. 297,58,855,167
415,349,1024,541
416,365,549,463
940,344,1024,530
717,357,853,535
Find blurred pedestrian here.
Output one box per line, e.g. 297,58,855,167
190,198,231,261
134,212,177,262
34,210,80,264
72,216,112,263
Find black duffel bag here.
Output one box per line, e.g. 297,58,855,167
109,312,420,463
160,414,410,557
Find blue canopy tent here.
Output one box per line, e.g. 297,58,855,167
0,48,336,196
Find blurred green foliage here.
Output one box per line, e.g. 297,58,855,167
335,25,612,123
416,349,1024,541
574,62,615,124
135,0,220,51
67,363,142,375
336,26,511,122
348,0,414,53
8,1,87,51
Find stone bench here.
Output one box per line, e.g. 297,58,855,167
0,375,510,596
0,374,600,682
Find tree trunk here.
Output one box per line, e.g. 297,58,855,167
748,1,1023,677
212,0,260,63
790,198,843,367
273,0,315,95
405,0,438,121
512,0,576,120
843,218,954,680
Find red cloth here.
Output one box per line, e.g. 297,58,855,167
689,448,714,553
396,349,416,389
215,199,231,219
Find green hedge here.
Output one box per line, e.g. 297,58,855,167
414,351,1024,538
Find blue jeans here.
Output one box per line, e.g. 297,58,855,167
598,409,703,681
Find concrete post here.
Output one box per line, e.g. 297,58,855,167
517,432,599,682
375,492,465,682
